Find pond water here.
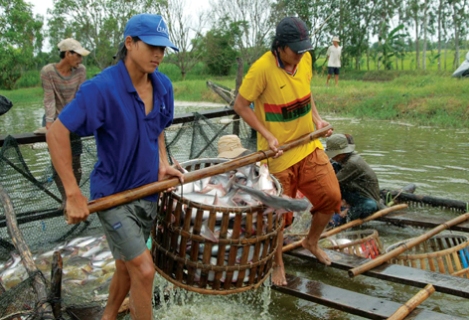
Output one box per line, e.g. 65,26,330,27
1,103,468,319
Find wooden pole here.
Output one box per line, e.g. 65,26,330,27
86,126,332,214
348,212,469,277
50,251,63,319
0,185,54,318
282,204,408,253
387,284,435,320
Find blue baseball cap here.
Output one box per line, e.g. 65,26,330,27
124,14,179,52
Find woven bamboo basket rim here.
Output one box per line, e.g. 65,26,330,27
159,220,281,245
325,229,380,251
386,234,469,259
452,267,469,277
154,263,273,295
153,157,283,294
171,192,266,212
153,240,277,272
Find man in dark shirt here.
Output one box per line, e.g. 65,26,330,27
325,133,384,226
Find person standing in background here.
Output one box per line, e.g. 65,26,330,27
326,36,342,86
40,38,90,207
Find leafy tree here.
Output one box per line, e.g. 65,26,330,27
210,0,276,65
155,0,206,80
376,24,407,70
0,0,43,89
202,19,239,76
447,0,469,69
47,0,161,70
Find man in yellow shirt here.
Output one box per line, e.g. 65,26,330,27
233,16,341,286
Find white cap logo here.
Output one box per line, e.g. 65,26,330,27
157,18,168,35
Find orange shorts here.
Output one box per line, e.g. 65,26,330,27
272,148,341,227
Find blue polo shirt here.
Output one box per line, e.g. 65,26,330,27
59,60,174,202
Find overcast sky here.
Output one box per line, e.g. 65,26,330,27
29,0,210,17
28,0,211,50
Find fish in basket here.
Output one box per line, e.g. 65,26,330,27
151,158,312,295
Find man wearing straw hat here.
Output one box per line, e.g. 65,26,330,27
39,38,91,208
326,36,342,86
46,14,184,319
325,133,384,227
233,16,341,286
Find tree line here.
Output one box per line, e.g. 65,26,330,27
1,0,468,89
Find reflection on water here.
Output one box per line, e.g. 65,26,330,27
1,109,469,319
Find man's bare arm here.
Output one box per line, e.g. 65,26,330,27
310,94,333,136
158,132,184,184
46,119,89,223
233,94,282,157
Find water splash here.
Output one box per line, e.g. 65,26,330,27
146,274,274,320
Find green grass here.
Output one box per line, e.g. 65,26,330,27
2,63,468,129
309,72,469,128
0,87,44,107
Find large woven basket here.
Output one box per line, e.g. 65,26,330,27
151,158,283,295
320,229,383,259
386,234,469,278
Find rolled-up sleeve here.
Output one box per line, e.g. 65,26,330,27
41,68,56,123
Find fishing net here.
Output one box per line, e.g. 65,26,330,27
0,95,13,116
0,105,257,318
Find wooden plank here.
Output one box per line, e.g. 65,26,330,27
273,274,462,320
0,132,46,146
0,107,236,146
287,248,469,298
377,212,469,233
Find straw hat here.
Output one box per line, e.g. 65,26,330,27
217,135,249,159
325,134,355,158
332,36,340,42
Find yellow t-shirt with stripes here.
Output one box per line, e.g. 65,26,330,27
239,51,323,173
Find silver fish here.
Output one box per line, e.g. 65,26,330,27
233,184,313,213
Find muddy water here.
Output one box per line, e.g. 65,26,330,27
271,116,469,320
1,107,468,319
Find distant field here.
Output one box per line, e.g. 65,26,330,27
316,49,467,73
2,49,468,130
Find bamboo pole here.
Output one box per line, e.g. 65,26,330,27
85,125,332,215
387,284,435,320
282,204,408,253
0,185,54,318
50,251,63,319
349,212,469,278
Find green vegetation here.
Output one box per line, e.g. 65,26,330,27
2,70,467,130
310,72,469,129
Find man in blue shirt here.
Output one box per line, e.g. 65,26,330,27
46,14,184,320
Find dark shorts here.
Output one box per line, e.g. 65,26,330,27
328,67,340,75
97,199,157,261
